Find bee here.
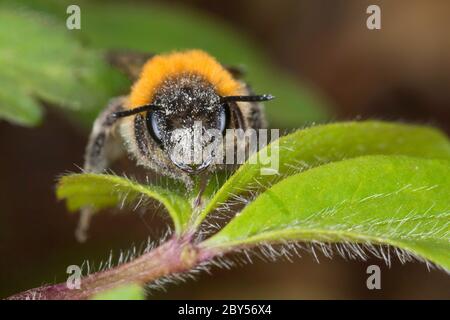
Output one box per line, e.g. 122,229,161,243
85,50,273,182
78,50,273,241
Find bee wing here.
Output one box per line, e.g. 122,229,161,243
225,64,246,79
106,49,246,81
106,50,155,81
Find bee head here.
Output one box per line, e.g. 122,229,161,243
115,75,273,175
113,50,273,176
146,74,227,173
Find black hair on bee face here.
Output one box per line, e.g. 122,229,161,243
142,74,223,148
133,113,150,158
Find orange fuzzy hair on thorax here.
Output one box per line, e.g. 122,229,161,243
127,50,244,109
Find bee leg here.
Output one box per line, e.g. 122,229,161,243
84,96,127,172
76,96,126,242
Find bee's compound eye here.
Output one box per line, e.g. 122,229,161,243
146,111,163,145
219,103,229,134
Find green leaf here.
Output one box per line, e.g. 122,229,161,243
197,121,450,226
91,283,144,300
202,156,450,270
0,75,43,126
56,174,192,234
25,0,329,127
0,4,127,127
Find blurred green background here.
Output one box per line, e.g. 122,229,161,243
0,0,449,299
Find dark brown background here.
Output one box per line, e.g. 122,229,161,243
1,0,449,299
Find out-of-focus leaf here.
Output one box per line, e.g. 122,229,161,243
56,173,192,234
202,156,450,270
0,4,127,126
91,283,144,300
0,75,43,126
196,121,450,227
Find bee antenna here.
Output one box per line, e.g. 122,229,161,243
112,104,161,118
221,94,275,103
